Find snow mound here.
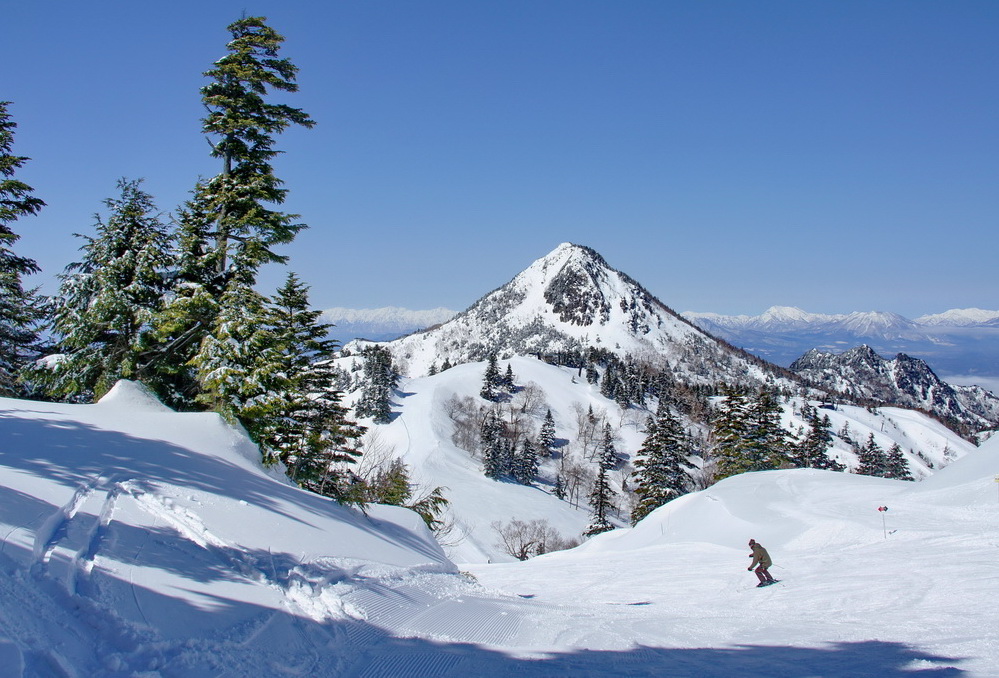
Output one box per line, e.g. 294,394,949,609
96,378,175,412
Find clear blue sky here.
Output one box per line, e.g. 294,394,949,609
5,1,997,317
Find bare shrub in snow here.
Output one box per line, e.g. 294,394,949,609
491,518,579,561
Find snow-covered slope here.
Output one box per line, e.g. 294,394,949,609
2,381,997,676
469,437,999,676
350,353,975,564
379,243,785,390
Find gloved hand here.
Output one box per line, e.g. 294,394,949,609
747,567,752,571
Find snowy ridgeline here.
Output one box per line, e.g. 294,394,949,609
2,379,999,676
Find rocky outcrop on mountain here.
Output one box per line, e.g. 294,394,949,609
376,243,794,389
790,345,999,432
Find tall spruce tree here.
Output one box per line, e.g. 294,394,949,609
250,273,363,476
355,345,396,423
711,387,753,480
152,16,313,407
794,405,844,471
585,464,615,537
537,409,557,457
883,442,914,481
631,399,693,524
855,433,887,477
0,102,45,395
480,353,502,402
40,179,172,400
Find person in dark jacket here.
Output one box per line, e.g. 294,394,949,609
747,538,776,586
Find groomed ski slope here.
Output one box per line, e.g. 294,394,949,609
1,381,997,676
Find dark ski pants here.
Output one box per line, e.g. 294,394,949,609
754,566,775,584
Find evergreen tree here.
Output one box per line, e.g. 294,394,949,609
855,433,887,477
537,409,557,457
795,406,845,471
631,399,693,524
883,442,914,481
744,387,791,469
585,465,615,536
152,16,313,406
553,473,566,500
39,179,172,400
503,363,516,393
0,102,45,395
480,353,501,402
355,345,396,423
711,387,753,480
481,409,507,478
599,422,619,471
252,274,363,480
512,437,539,485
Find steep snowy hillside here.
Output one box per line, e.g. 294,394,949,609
347,354,975,564
378,243,788,389
790,345,999,431
0,382,459,675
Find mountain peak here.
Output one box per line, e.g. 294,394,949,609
381,244,790,388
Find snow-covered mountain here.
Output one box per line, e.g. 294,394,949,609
4,380,998,675
682,305,999,379
374,243,788,389
790,345,999,432
322,306,457,342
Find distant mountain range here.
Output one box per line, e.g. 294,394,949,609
680,306,999,380
322,306,456,343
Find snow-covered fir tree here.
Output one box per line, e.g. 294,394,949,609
355,345,397,424
481,409,508,479
0,101,45,395
151,16,313,408
480,353,502,402
883,442,914,481
794,404,844,471
39,179,172,400
537,409,557,457
585,464,615,537
631,399,694,524
248,274,363,484
511,437,539,485
855,433,887,477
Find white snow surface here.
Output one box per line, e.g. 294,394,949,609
2,379,997,676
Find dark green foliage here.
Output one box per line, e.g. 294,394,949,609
855,433,886,477
38,179,172,400
355,345,397,423
631,399,694,524
358,458,450,532
511,437,539,485
480,353,502,402
712,387,793,481
883,443,914,481
481,409,507,478
794,404,845,471
0,102,45,394
585,465,615,537
152,15,313,408
537,409,557,457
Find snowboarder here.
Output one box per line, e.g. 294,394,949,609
747,539,776,587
